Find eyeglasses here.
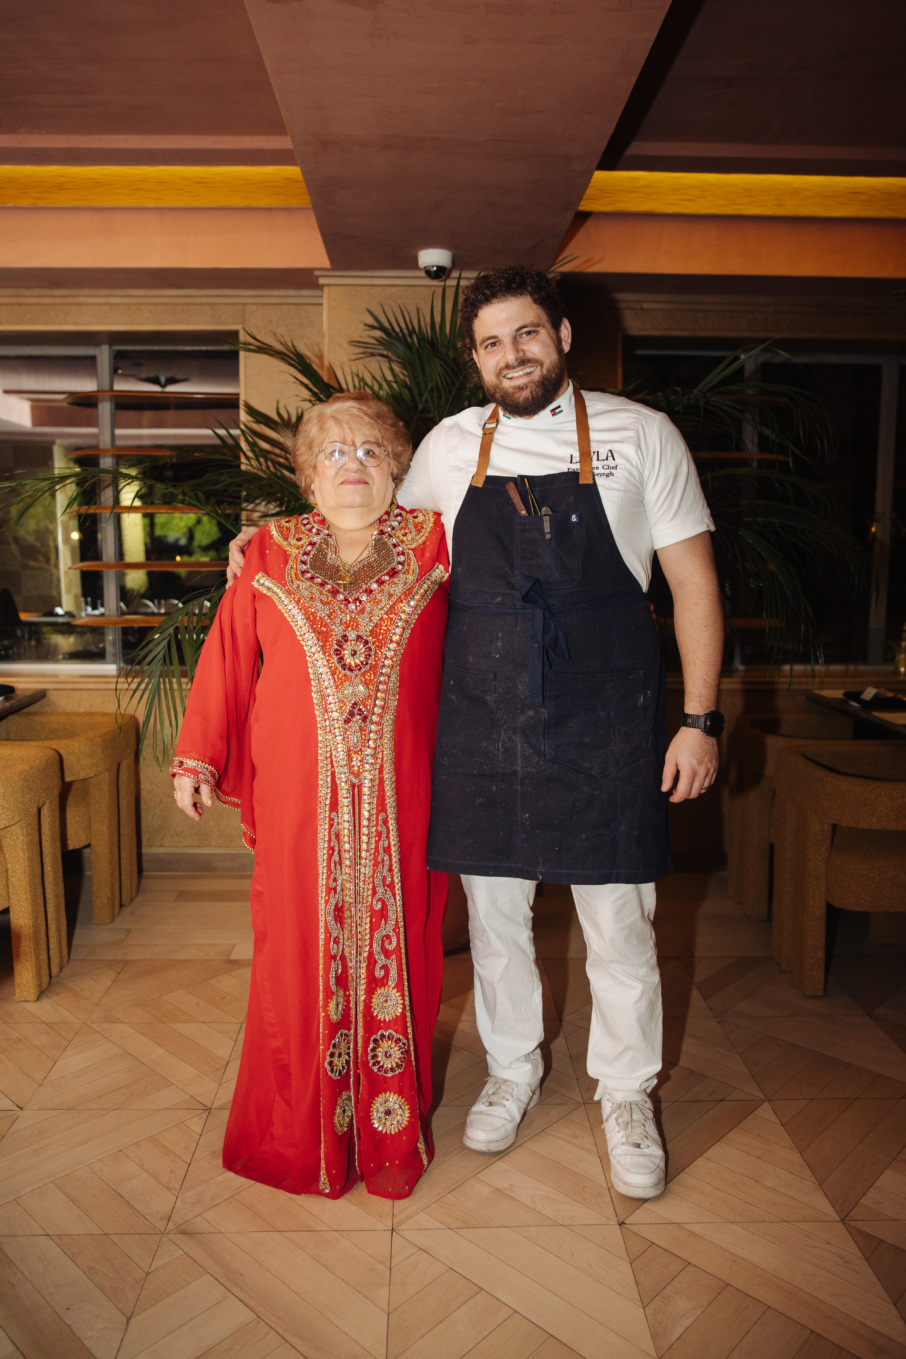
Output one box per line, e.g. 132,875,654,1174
318,441,388,468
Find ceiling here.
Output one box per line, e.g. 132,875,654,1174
1,0,905,275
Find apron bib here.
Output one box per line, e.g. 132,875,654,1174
427,386,671,885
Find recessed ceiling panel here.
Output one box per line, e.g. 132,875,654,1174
243,0,672,269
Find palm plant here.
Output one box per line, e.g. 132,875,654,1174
628,346,868,660
1,282,867,762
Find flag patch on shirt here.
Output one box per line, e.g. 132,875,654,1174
549,404,563,417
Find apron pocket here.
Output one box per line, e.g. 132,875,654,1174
515,514,581,585
436,665,500,770
544,667,649,778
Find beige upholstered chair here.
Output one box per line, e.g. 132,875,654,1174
0,745,65,1000
726,711,855,920
0,712,139,924
772,744,906,995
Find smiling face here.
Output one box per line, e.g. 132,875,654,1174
471,296,571,417
307,420,396,524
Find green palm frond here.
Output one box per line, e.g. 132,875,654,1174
350,279,485,445
116,584,227,765
632,343,835,467
702,465,869,662
630,345,867,666
1,463,144,525
235,333,343,406
237,279,484,451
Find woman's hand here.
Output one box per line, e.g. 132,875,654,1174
227,526,259,586
173,774,214,821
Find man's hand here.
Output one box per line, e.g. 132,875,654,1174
661,727,718,803
173,775,214,821
227,526,259,586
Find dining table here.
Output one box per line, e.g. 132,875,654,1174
0,689,47,721
806,687,906,739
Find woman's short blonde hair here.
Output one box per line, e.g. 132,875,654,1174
291,391,413,499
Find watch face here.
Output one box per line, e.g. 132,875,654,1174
704,710,725,738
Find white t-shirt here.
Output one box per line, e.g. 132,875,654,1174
397,382,714,590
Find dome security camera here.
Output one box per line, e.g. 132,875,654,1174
418,249,453,280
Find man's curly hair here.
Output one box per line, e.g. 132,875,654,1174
460,266,566,349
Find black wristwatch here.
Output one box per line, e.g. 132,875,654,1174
682,710,725,739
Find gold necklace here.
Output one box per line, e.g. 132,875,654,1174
324,502,394,588
333,534,374,588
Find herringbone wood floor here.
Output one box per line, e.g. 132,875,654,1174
0,870,905,1359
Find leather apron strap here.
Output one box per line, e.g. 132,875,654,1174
470,408,499,487
574,386,594,484
469,383,593,486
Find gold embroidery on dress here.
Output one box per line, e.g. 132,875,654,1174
372,986,403,1020
269,509,423,629
372,814,399,990
334,1091,353,1134
326,813,344,1018
394,507,431,548
169,755,218,785
325,1031,351,1079
368,1030,408,1076
377,652,431,1170
310,533,397,598
371,1092,410,1134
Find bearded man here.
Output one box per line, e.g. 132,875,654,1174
398,266,722,1198
228,265,723,1199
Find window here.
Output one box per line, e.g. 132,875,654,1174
0,340,239,668
622,340,906,668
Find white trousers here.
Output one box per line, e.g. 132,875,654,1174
462,875,662,1100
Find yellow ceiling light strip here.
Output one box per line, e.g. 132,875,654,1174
1,166,904,219
0,165,311,207
578,171,906,218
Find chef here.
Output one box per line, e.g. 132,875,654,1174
399,266,723,1199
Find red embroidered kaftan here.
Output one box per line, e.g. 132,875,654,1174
171,506,449,1199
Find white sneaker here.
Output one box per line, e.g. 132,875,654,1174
601,1093,666,1198
463,1076,541,1153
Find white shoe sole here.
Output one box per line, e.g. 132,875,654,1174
609,1167,666,1199
462,1088,541,1153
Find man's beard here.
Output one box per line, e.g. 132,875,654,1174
482,347,569,417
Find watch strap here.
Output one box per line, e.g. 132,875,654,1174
682,710,724,737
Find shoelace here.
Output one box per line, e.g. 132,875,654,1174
610,1099,652,1151
479,1077,518,1108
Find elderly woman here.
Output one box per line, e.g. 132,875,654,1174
171,392,449,1200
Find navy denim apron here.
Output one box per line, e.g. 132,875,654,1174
427,386,671,885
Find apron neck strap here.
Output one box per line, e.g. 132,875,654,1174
470,408,499,487
469,383,593,487
574,385,594,484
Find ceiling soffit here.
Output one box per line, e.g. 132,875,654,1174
242,0,672,270
605,0,906,175
0,0,290,165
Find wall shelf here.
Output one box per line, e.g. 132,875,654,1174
76,505,204,514
66,446,181,460
65,389,238,410
71,561,226,571
72,616,178,628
